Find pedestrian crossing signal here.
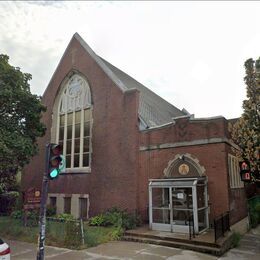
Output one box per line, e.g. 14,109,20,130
239,160,251,182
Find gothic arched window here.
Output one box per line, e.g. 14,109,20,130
57,74,92,170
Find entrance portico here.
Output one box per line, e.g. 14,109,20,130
149,177,209,234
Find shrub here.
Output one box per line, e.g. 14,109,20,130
46,205,56,217
89,214,107,226
0,191,19,214
55,213,75,221
89,207,141,230
11,210,23,219
109,227,123,240
231,232,241,248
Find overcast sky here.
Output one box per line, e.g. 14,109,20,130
1,1,259,119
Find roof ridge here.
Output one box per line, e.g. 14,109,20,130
74,33,128,92
99,56,186,115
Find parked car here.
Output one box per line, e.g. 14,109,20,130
0,238,10,260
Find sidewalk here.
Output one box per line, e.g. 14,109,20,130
219,225,260,260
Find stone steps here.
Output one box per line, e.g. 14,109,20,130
124,230,220,248
122,235,223,256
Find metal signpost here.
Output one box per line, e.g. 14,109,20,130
37,143,50,260
36,143,63,260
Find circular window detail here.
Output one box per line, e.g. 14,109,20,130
178,164,190,176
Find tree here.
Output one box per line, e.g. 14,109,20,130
0,54,46,193
230,57,260,183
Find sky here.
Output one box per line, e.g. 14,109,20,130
0,1,260,119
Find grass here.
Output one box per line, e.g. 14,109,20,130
0,216,119,249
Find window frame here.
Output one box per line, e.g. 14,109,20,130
228,154,244,189
52,73,93,174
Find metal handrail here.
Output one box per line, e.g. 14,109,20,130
214,211,230,243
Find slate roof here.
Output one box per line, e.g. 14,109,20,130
74,33,188,129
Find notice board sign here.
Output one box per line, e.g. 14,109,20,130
24,187,41,205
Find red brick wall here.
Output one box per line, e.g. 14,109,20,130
22,36,247,227
22,36,140,217
138,117,234,224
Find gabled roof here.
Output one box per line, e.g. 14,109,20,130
59,33,189,128
100,58,188,128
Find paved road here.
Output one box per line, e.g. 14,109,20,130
5,225,260,259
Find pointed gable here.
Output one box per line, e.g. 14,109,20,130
44,33,188,128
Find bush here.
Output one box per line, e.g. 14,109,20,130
109,226,123,240
11,210,23,219
89,207,141,230
0,191,19,214
46,205,56,217
89,214,107,226
55,213,75,221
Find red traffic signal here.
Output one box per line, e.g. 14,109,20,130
239,160,251,182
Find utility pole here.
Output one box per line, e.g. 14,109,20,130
37,143,50,260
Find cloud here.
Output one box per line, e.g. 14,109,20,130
0,1,259,118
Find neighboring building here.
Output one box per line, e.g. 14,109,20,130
22,33,248,234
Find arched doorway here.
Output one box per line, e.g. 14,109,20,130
148,154,209,234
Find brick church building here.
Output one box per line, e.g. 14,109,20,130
22,33,248,234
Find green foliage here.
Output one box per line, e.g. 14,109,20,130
89,214,107,226
0,216,119,249
249,201,260,228
255,203,260,214
230,57,260,181
0,54,46,194
231,232,242,248
0,216,38,243
89,207,141,230
84,225,117,247
64,221,82,248
46,205,56,217
109,226,123,240
0,191,19,214
11,209,23,219
55,213,75,221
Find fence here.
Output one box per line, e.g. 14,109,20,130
214,211,230,242
46,217,85,246
14,215,85,248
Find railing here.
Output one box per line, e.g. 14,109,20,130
214,211,230,242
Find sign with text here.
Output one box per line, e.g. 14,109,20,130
24,187,41,204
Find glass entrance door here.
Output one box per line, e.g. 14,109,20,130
150,187,171,231
149,178,209,234
171,187,193,233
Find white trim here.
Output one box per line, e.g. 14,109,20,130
53,73,93,171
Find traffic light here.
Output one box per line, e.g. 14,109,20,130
239,160,251,182
48,144,63,180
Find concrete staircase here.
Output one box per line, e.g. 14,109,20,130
122,229,233,256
